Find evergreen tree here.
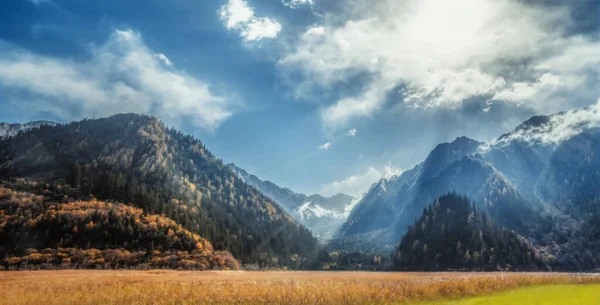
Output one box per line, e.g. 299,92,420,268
393,193,546,271
67,162,81,188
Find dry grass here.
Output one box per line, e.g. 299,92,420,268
0,270,598,305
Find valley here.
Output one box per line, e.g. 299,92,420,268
229,163,357,241
1,106,599,272
1,1,598,303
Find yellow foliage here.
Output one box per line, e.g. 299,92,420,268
4,256,21,264
91,258,105,265
24,253,43,262
0,185,235,270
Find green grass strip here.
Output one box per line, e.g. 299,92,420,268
419,284,600,305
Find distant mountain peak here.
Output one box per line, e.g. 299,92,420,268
516,115,552,131
227,163,355,241
419,136,483,182
428,136,482,156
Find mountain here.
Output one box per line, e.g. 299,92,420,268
0,114,319,268
296,193,357,240
0,182,239,270
338,106,600,269
393,193,545,271
340,136,497,242
228,164,356,241
228,164,306,212
0,121,57,139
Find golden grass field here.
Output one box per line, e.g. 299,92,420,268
0,270,598,305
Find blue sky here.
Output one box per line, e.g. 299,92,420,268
0,0,598,197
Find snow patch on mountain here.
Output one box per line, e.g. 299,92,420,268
227,163,356,241
296,201,345,220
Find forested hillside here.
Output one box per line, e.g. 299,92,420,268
393,193,545,271
0,181,239,270
0,114,319,268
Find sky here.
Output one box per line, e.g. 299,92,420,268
0,0,598,198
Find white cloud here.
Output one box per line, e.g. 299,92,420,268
317,142,332,150
154,53,173,66
282,0,313,9
347,129,357,136
320,165,403,198
279,0,600,129
492,99,600,146
492,39,600,110
0,29,232,130
219,0,254,29
219,0,282,41
404,69,506,108
303,26,325,37
240,17,282,41
383,165,403,178
321,85,390,128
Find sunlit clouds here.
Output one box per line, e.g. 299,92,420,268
219,0,282,41
279,0,600,130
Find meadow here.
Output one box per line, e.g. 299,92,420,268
0,271,599,305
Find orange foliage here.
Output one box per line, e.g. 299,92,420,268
0,185,238,271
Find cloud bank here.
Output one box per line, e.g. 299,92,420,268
493,99,600,146
0,29,232,129
279,0,600,130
